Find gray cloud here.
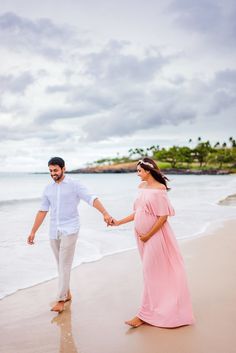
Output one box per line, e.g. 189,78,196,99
0,71,34,94
0,122,72,143
0,2,235,173
206,69,236,114
39,41,171,126
169,0,236,47
78,66,236,141
37,106,98,123
84,40,169,83
169,0,221,31
0,12,79,59
34,38,236,142
214,69,236,87
208,90,236,115
81,87,197,141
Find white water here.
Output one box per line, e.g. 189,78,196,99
0,172,235,299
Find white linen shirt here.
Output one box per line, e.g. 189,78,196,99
40,175,97,239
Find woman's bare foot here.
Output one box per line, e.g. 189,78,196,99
125,316,144,328
51,301,65,313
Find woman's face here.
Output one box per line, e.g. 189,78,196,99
137,165,150,181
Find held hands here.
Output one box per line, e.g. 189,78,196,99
103,212,120,226
109,218,120,226
103,212,114,226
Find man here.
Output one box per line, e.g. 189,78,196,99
27,157,112,313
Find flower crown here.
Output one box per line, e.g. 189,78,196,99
138,160,154,168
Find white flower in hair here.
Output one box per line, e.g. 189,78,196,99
138,160,154,168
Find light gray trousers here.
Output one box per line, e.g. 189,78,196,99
50,232,78,301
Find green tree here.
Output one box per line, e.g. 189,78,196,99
160,146,182,168
193,141,213,167
209,149,234,169
178,147,194,167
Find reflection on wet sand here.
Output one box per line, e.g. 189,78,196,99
51,302,78,353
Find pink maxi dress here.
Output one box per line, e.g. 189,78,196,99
134,188,195,327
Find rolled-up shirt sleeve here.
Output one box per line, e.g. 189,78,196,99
39,189,50,211
77,182,97,206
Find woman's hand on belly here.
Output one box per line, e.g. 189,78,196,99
137,232,151,243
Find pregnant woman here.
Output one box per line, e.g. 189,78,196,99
112,157,195,328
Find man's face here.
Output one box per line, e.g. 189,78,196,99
48,164,65,182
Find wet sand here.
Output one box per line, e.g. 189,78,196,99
0,219,236,353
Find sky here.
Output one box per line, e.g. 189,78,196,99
0,0,236,172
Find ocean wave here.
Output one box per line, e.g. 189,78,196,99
218,193,236,206
0,197,40,207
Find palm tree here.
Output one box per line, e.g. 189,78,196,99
229,137,236,148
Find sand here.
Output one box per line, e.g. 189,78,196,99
0,219,236,353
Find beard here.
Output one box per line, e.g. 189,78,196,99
51,171,64,181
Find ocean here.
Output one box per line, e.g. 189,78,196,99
0,172,235,299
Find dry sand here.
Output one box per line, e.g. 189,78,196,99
0,219,236,353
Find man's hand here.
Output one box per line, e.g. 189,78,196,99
27,233,35,245
109,218,119,226
103,212,114,226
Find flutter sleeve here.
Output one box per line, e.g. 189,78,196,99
149,191,175,217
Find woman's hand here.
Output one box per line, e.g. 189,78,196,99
138,233,151,242
109,218,120,226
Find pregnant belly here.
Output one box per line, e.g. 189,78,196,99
134,210,157,234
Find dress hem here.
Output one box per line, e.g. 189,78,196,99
137,313,195,328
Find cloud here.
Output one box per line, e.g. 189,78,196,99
214,69,236,87
0,12,80,59
168,0,236,48
34,41,171,128
83,40,169,83
0,71,34,94
81,86,197,141
169,0,221,31
77,66,236,141
37,106,98,123
31,38,236,143
206,69,236,114
0,7,235,172
0,122,72,142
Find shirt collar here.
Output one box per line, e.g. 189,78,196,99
51,174,70,184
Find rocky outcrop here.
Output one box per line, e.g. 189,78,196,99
68,163,231,175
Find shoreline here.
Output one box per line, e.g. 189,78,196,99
1,215,235,302
0,219,236,353
69,168,232,175
67,161,234,174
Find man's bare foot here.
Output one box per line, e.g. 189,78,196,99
65,291,72,302
51,301,65,313
125,316,144,328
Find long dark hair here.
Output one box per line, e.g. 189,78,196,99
137,157,170,190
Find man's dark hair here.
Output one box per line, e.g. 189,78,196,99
48,157,65,169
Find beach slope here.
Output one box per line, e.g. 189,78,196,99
0,220,236,353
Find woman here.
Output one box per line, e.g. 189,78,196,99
112,157,195,328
